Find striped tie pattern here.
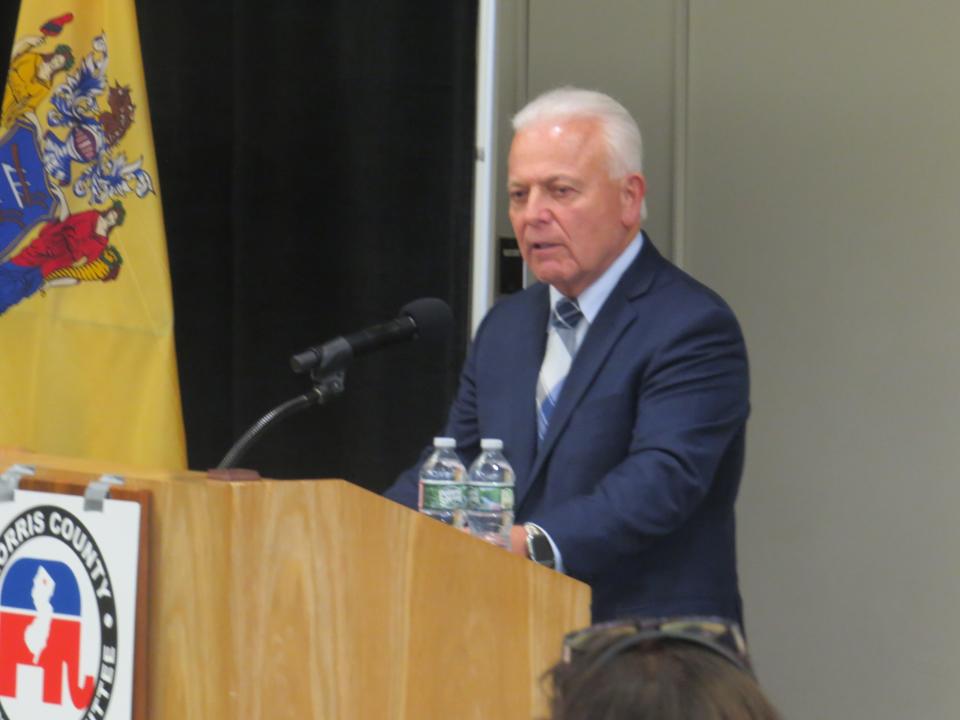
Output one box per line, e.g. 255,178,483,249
536,297,585,442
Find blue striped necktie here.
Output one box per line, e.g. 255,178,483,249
536,297,585,442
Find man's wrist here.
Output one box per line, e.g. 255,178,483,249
509,524,528,556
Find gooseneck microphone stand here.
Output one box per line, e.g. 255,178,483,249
216,341,353,470
216,298,451,471
216,367,345,470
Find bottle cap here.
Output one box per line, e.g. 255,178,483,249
480,438,503,450
433,437,457,448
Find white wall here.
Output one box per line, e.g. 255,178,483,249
497,1,960,717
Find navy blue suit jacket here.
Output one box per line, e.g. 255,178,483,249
386,237,750,623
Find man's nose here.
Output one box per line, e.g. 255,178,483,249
523,188,552,224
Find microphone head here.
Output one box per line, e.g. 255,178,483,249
399,297,452,345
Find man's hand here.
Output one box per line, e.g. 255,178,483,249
509,525,528,558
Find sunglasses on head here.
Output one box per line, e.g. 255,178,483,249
561,616,752,676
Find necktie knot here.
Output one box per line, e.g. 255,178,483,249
552,297,583,330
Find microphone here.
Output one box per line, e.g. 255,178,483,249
290,297,452,374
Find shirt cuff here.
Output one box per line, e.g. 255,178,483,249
528,522,565,574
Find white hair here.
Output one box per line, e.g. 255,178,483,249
512,87,647,219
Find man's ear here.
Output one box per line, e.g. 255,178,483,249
620,173,646,227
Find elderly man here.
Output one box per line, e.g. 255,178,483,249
386,87,749,623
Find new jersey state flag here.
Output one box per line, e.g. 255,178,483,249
0,2,187,469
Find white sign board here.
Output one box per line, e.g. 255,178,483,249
0,489,141,720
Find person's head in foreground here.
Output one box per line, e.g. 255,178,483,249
547,617,781,720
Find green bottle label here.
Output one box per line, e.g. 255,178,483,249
422,482,464,511
467,484,514,511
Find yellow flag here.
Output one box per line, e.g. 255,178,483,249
0,2,187,469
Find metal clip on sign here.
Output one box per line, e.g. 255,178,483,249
83,474,125,512
0,464,36,502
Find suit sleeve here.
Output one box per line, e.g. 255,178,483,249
529,300,750,579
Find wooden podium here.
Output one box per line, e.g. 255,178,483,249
0,449,591,719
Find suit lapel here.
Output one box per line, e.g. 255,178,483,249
517,236,664,508
507,285,549,500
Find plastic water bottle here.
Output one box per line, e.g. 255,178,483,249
418,437,466,526
465,438,515,548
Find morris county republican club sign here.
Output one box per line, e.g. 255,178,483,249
0,492,141,720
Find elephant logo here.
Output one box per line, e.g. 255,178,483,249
0,559,93,708
0,506,118,720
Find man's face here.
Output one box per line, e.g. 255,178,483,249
103,209,120,228
507,117,644,298
49,54,66,71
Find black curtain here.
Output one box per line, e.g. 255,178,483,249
1,1,477,492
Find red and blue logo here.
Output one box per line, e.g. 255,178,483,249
0,506,117,720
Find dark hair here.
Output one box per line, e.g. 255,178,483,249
547,635,781,720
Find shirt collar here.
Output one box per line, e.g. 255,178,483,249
549,232,644,323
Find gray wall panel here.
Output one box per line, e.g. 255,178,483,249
686,2,960,717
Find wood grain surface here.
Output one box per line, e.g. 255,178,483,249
0,449,591,719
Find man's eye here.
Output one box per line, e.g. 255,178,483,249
553,186,572,197
509,190,527,202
